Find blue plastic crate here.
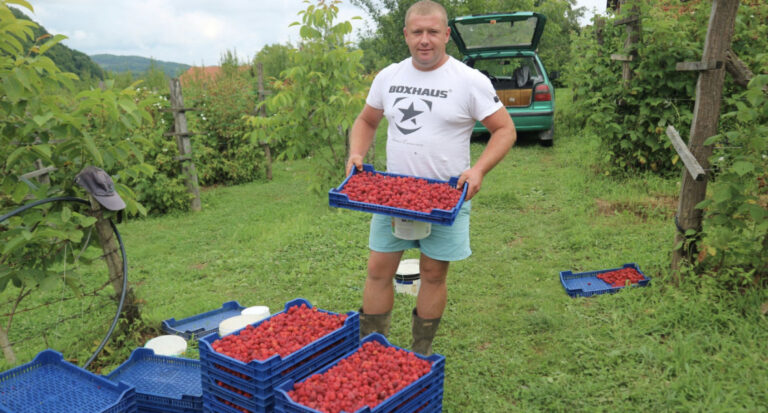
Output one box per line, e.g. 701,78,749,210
0,350,136,413
328,164,467,226
275,333,445,413
105,348,202,413
199,298,359,411
560,263,651,297
162,301,246,340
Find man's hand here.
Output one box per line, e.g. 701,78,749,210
457,167,484,201
346,154,364,177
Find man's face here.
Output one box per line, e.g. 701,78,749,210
403,12,450,71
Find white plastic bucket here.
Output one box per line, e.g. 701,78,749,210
394,258,421,296
218,314,265,336
241,305,270,321
391,218,431,240
145,335,187,356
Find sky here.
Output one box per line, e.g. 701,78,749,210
21,0,608,67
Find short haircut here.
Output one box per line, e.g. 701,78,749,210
404,0,448,27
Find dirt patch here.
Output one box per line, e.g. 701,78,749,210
506,237,525,247
595,195,677,221
191,262,208,270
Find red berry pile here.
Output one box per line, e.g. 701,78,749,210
288,341,432,413
597,267,645,287
211,304,347,362
341,171,462,213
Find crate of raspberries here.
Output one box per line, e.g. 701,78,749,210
275,333,445,413
198,298,359,413
559,263,651,298
328,164,468,226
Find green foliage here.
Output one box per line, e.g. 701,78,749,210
696,75,768,284
1,0,157,297
183,51,265,186
9,5,104,82
351,0,582,74
249,0,368,193
565,0,768,176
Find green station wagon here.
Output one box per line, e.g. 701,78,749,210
449,12,556,146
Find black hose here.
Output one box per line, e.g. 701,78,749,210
0,196,127,370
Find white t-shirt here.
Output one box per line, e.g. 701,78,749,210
366,56,502,181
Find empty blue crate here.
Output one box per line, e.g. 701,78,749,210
328,163,467,226
162,301,245,339
560,263,651,297
0,350,136,413
198,298,360,412
275,333,445,413
105,348,202,413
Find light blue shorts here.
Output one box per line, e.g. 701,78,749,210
369,201,472,262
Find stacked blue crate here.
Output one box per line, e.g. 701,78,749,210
198,298,360,413
0,350,136,413
105,348,202,412
275,333,445,413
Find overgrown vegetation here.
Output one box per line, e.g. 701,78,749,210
563,0,767,283
249,0,368,193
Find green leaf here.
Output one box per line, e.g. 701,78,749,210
32,113,53,127
2,232,29,255
731,161,754,177
37,34,67,55
5,146,28,167
61,206,72,223
80,132,104,165
11,181,29,203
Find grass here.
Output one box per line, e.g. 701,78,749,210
4,89,767,411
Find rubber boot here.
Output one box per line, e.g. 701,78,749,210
411,307,441,356
358,308,391,339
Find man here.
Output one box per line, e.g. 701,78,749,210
345,0,516,355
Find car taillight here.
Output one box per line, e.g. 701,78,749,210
534,84,551,102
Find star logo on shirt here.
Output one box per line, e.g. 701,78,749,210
399,102,423,123
393,97,432,135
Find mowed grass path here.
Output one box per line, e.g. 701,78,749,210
119,95,768,411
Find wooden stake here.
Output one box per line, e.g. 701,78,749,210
672,0,740,274
169,78,202,212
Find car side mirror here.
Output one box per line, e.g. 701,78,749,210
549,71,560,80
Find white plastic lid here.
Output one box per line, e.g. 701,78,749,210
396,258,420,276
219,314,264,336
145,335,187,356
241,305,270,320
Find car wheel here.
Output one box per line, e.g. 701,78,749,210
538,126,554,147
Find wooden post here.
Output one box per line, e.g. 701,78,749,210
256,63,273,181
86,196,140,322
612,1,641,89
671,0,740,273
168,78,202,212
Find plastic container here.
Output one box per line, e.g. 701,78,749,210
241,305,270,320
198,298,360,412
328,164,467,226
0,350,136,413
560,263,650,297
162,301,245,339
391,217,431,240
144,335,188,356
275,333,444,413
218,314,269,336
105,348,202,413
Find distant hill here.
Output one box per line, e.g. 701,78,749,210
10,7,104,80
90,54,191,78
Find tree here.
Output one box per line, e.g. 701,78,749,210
248,0,368,193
